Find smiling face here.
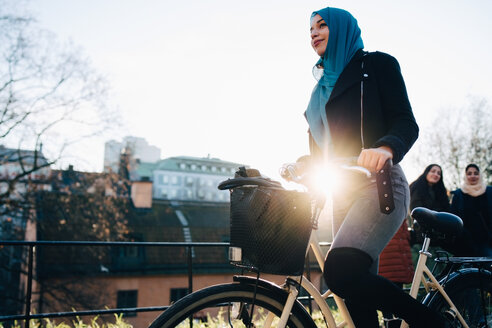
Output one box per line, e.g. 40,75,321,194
426,165,442,185
466,166,480,185
310,14,329,57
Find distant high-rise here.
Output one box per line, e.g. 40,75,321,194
103,136,161,172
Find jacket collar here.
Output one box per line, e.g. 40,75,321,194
328,49,367,103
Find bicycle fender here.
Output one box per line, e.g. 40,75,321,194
233,275,318,328
233,275,285,292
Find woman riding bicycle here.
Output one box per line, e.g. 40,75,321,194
305,7,447,327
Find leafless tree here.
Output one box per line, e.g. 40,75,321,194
34,169,132,314
0,1,117,204
0,1,123,320
412,96,492,190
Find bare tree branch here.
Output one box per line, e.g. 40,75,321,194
411,96,492,189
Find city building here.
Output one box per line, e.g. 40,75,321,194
25,152,256,327
139,156,242,203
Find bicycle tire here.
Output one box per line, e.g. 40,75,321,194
149,282,317,328
424,269,492,328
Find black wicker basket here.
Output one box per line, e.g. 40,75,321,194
229,186,312,275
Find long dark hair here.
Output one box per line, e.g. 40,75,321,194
410,164,450,211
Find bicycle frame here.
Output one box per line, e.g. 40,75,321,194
265,231,356,328
400,236,469,328
266,230,471,328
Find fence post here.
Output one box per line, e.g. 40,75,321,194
187,245,193,294
24,245,35,328
187,246,193,328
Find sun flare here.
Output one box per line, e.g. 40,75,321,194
280,163,341,198
310,164,340,198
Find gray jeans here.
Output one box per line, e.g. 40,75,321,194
330,164,410,273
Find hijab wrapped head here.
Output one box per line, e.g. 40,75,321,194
462,163,487,196
305,7,364,153
313,7,364,82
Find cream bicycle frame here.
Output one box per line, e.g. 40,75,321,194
400,237,468,328
264,231,356,328
265,231,470,328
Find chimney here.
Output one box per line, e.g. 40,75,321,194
131,179,153,208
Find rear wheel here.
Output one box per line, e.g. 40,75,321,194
149,282,317,328
425,270,492,328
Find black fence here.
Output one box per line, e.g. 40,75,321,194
0,240,230,327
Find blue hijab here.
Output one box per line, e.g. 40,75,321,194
305,7,364,153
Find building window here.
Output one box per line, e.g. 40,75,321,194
117,290,138,317
191,164,197,170
185,189,193,199
185,176,194,186
170,288,188,303
161,175,169,185
171,176,179,185
197,189,205,199
119,245,139,258
169,189,178,198
179,163,186,169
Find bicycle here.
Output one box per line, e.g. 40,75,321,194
149,164,492,328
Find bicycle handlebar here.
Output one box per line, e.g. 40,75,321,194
280,161,372,185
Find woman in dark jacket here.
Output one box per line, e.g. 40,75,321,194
306,7,446,327
408,164,450,246
410,164,450,212
450,164,492,256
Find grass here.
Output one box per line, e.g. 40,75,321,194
1,307,384,327
0,314,132,328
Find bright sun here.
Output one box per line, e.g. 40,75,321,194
310,164,340,198
281,163,340,199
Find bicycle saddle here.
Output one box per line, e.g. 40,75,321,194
411,207,463,237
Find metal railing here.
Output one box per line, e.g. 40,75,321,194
0,240,230,327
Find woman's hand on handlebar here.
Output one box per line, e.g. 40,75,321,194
357,146,393,172
280,155,315,183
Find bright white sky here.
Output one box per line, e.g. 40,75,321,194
26,0,492,183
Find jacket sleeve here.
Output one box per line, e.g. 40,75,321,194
372,53,419,164
410,188,426,210
449,189,463,218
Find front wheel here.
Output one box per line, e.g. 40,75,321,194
424,269,492,328
149,281,317,328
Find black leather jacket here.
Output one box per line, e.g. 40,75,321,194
308,49,419,164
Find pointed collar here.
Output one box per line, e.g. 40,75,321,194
328,49,367,102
